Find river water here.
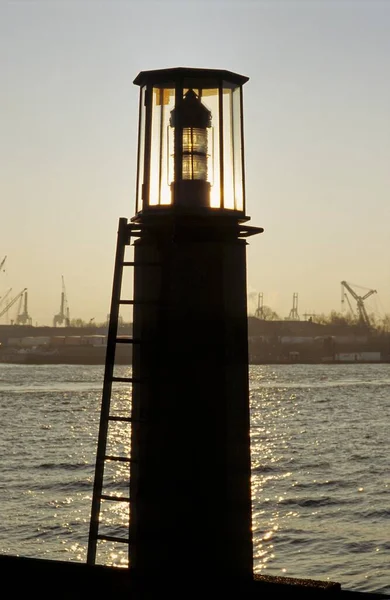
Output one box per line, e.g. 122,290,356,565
0,363,388,595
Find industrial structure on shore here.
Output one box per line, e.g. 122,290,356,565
248,286,389,363
0,317,389,365
0,286,388,365
254,282,380,329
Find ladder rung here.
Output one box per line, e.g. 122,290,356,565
111,376,143,383
104,455,131,463
108,415,132,423
119,300,158,305
97,534,130,544
100,494,130,503
122,261,160,267
116,337,141,344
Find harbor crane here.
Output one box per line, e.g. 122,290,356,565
53,276,70,327
340,281,377,328
255,293,265,319
287,292,300,321
0,288,28,321
16,289,32,325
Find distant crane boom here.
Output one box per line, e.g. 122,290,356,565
340,281,377,328
53,276,70,327
0,288,12,309
0,288,27,320
341,286,355,316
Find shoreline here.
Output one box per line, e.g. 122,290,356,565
0,354,388,366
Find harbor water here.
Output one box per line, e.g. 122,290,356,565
0,363,389,595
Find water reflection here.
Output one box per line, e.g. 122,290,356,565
91,364,390,592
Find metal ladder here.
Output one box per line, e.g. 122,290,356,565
86,217,146,565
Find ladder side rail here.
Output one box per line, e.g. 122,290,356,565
87,217,130,565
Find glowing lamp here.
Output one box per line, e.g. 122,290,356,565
133,67,249,214
169,88,212,207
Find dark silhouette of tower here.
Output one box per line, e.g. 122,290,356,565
128,68,263,589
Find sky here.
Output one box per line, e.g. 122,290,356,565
1,0,389,325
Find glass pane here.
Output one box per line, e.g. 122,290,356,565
222,86,234,209
149,86,175,206
232,86,244,212
199,89,219,208
136,86,146,213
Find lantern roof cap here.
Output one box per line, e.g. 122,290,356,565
133,67,249,87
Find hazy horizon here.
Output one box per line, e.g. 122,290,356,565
1,0,389,326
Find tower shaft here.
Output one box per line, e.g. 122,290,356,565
129,215,254,582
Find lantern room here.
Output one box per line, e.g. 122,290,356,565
133,67,249,215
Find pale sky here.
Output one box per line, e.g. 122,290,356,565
1,0,389,325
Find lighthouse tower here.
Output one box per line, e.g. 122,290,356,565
129,68,262,584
